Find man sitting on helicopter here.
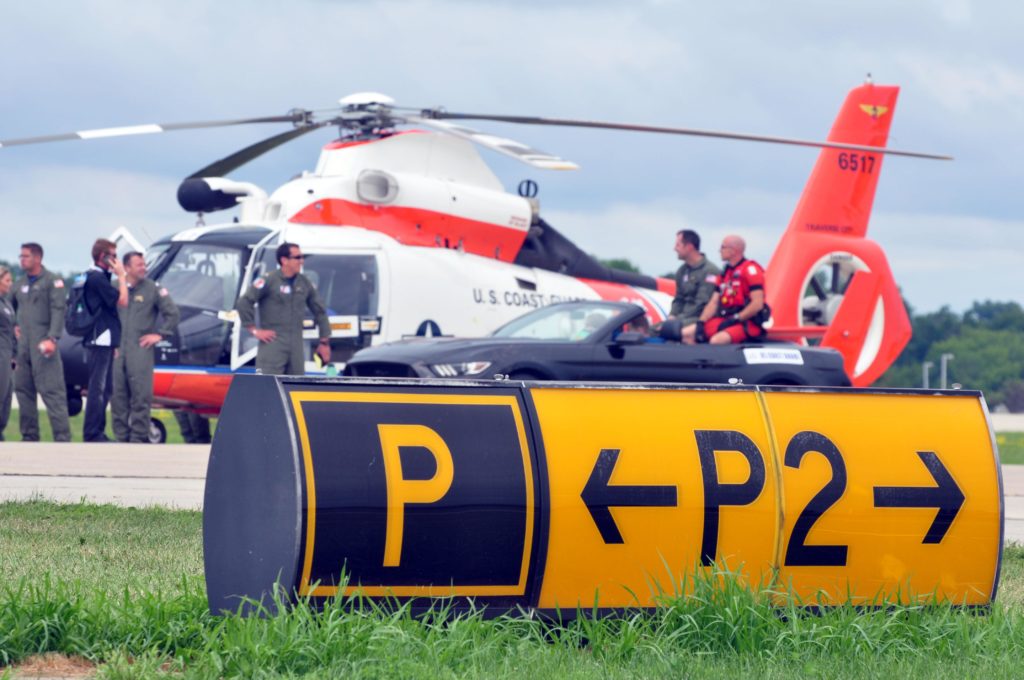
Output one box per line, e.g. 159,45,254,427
681,235,769,345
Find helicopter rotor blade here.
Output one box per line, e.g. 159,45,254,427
187,122,331,178
0,112,312,149
419,111,952,161
404,115,579,170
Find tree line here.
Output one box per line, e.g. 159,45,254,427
876,300,1024,410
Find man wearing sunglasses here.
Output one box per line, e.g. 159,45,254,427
236,242,331,375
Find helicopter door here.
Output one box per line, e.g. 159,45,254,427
299,252,382,369
229,245,383,371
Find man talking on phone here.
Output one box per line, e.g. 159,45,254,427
81,238,128,442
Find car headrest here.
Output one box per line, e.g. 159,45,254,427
659,318,683,341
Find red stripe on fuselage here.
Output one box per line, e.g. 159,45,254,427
153,371,232,413
580,278,665,322
321,130,426,151
289,198,528,262
655,276,675,296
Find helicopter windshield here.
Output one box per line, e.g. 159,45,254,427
144,243,172,273
157,244,244,312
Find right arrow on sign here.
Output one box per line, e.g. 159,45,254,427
581,448,678,544
872,451,965,544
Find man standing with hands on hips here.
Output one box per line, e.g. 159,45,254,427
81,238,128,442
112,251,180,443
235,242,332,376
12,242,72,442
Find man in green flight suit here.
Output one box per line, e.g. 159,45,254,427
235,243,332,375
669,229,720,326
111,251,180,443
12,242,71,442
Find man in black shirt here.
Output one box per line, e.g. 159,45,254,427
82,238,128,442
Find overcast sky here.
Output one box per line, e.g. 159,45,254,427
1,0,1020,313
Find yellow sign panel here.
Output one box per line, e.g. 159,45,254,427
764,391,1000,605
289,390,536,598
206,377,1003,615
530,386,1000,609
531,388,779,610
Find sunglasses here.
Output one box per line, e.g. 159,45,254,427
288,254,306,260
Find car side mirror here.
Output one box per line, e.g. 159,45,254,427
614,331,647,345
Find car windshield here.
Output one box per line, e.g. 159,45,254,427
155,243,243,312
492,303,621,341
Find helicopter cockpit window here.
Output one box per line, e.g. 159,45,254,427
157,244,243,312
253,239,281,282
300,254,379,317
144,243,171,273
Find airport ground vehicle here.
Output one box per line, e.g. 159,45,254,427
344,300,851,386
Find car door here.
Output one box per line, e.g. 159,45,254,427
585,338,745,384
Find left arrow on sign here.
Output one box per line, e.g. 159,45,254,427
872,451,965,544
581,448,678,544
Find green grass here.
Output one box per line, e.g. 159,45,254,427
1,501,1024,678
0,502,202,595
998,432,1024,465
0,409,216,444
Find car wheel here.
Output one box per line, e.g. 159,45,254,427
149,418,167,444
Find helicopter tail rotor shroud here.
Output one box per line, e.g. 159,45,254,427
766,84,912,386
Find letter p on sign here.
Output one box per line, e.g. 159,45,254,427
379,424,455,567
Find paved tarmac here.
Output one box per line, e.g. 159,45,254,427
0,442,208,510
1,443,1023,544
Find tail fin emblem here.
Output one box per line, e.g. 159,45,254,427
859,104,890,119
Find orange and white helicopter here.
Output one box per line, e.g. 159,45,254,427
3,81,947,422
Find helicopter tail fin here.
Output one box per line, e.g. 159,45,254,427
765,83,911,386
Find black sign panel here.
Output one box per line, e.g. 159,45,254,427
289,390,535,598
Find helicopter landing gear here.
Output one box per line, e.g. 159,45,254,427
149,417,167,444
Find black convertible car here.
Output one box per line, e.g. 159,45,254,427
344,301,852,386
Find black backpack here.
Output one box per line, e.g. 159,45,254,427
64,274,98,338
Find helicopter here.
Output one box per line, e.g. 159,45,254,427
1,80,948,431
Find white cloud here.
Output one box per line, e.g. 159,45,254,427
897,54,1024,116
870,210,1024,311
0,0,1021,315
0,166,185,273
